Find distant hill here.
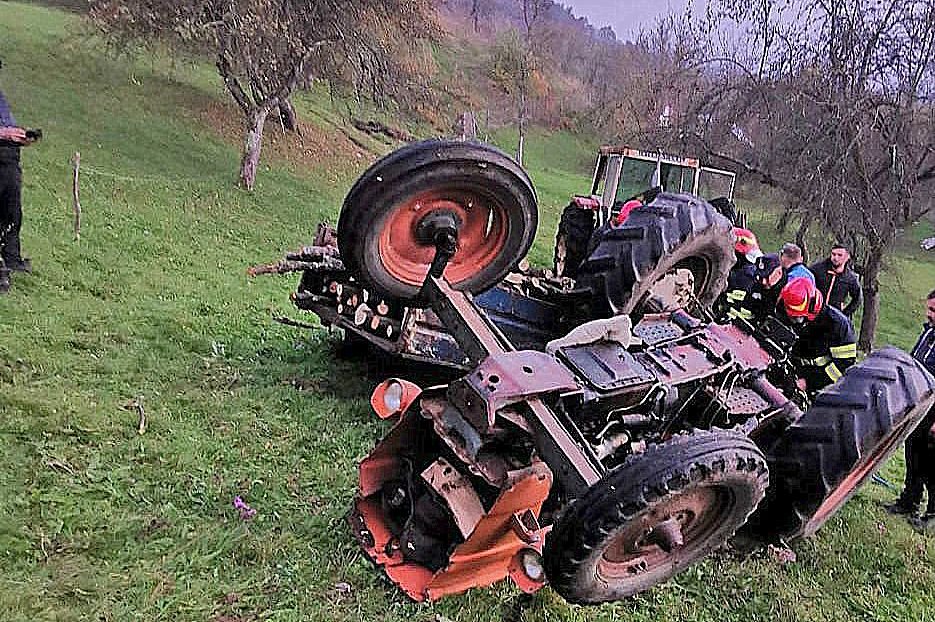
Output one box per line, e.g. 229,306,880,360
25,0,660,144
435,0,649,138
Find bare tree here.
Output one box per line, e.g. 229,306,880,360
90,0,436,189
470,0,494,34
656,0,935,350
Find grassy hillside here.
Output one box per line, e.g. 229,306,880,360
1,4,934,622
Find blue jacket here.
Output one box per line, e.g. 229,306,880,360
0,89,20,163
786,262,815,284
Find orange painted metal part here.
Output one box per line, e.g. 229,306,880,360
369,378,423,419
806,405,922,535
377,189,509,288
351,412,553,601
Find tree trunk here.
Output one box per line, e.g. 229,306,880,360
278,99,299,134
858,246,883,352
794,211,813,262
517,82,527,167
240,105,273,190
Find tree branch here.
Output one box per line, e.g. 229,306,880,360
217,52,252,113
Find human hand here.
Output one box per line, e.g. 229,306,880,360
0,126,28,144
767,266,783,287
796,377,808,391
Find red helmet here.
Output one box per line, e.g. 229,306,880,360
780,277,823,320
733,227,763,262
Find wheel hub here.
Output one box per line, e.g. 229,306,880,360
377,188,510,288
598,486,728,578
643,516,686,553
414,206,463,245
645,267,696,311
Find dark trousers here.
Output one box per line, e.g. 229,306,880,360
901,408,935,514
0,161,23,265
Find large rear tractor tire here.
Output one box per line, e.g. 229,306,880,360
544,429,768,604
337,140,538,304
575,193,735,316
749,347,935,540
553,202,596,279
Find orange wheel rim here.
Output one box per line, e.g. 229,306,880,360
377,188,510,287
596,486,732,581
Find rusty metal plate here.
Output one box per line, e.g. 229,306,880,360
719,385,771,416
421,458,485,539
451,350,581,428
560,342,656,391
702,323,773,372
633,317,685,345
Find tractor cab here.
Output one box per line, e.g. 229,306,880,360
553,146,741,279
585,146,737,227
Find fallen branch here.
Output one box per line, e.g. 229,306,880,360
247,256,344,276
271,314,317,329
352,118,412,142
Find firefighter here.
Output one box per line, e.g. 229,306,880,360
778,277,858,393
718,227,763,322
613,199,643,226
745,252,784,322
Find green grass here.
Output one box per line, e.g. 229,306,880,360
2,4,934,621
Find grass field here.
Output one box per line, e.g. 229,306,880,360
2,4,935,621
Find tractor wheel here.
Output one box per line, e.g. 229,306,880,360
544,429,768,604
575,193,735,316
748,347,935,541
553,202,596,279
337,140,538,304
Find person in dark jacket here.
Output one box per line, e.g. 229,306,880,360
746,252,784,323
884,289,935,532
0,59,38,293
778,277,857,393
809,244,862,318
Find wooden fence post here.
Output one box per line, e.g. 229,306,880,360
72,152,81,241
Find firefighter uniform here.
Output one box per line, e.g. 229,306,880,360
722,253,783,324
722,262,758,322
779,276,858,393
790,304,858,391
719,227,763,323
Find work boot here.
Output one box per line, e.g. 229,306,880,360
883,499,919,516
0,267,10,293
4,256,31,273
909,513,935,534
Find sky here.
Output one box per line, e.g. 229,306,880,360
563,0,702,40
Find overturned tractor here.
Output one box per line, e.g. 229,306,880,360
257,140,935,604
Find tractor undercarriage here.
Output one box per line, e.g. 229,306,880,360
254,139,935,604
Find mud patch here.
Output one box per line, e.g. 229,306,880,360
192,99,369,177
